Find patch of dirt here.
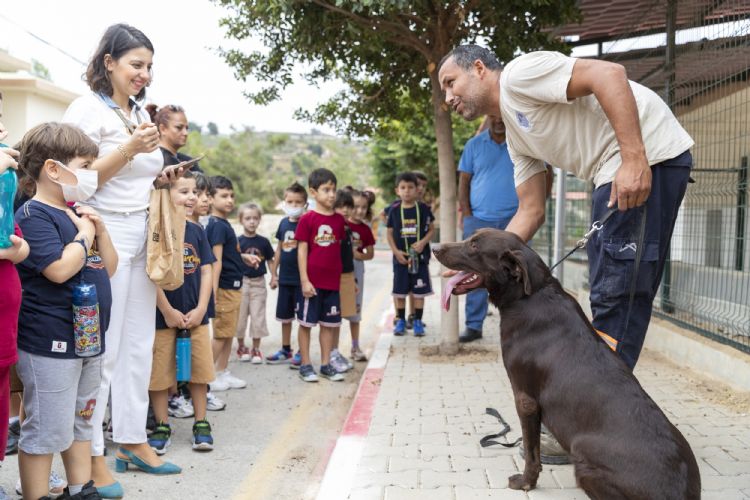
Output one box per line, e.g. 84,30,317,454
419,343,499,363
641,349,750,414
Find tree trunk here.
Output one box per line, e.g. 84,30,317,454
430,71,459,355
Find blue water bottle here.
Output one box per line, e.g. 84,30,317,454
72,282,102,357
176,328,192,382
0,143,17,249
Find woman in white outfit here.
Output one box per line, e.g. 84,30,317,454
63,24,181,497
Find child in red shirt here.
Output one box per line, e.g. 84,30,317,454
294,168,346,383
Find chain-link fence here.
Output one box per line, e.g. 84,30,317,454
539,0,750,353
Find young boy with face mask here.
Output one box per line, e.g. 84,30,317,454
266,182,307,365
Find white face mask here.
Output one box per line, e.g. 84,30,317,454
50,161,99,203
283,203,305,218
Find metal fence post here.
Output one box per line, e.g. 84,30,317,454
553,168,566,283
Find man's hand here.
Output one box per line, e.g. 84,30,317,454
609,156,652,211
301,280,316,298
395,250,409,266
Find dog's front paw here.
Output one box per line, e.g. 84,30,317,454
508,473,537,491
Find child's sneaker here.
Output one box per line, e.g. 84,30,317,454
320,364,344,381
289,351,302,370
406,314,415,330
208,374,231,392
222,370,247,389
168,394,194,418
15,471,66,498
298,364,319,382
237,345,252,362
351,346,367,362
266,348,293,364
329,350,349,374
192,419,214,451
413,318,425,337
148,422,172,455
250,348,264,365
206,391,227,411
394,318,407,336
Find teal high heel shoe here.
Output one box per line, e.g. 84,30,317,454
114,447,182,475
96,481,124,498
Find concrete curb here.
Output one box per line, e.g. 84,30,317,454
315,309,395,500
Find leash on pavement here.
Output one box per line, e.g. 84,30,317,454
479,408,522,448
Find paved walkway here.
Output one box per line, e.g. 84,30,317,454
339,283,750,500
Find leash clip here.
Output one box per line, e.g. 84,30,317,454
576,220,604,249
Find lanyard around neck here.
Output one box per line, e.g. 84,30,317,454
98,93,142,135
400,202,420,249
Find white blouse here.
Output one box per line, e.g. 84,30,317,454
63,92,164,213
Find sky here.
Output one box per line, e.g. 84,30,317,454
0,0,343,135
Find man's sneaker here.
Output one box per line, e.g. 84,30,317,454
250,348,264,365
237,345,252,362
351,346,367,362
208,373,231,392
168,394,194,418
15,471,67,498
393,318,406,336
413,319,425,337
5,419,19,455
148,422,172,455
298,364,319,382
289,351,302,370
519,430,571,465
320,364,345,381
266,348,293,364
222,370,247,389
206,391,227,411
406,314,414,330
329,349,350,373
192,419,214,451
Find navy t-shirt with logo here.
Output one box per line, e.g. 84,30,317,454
206,216,244,290
239,234,274,278
15,201,112,359
156,221,216,329
275,217,300,286
386,201,433,261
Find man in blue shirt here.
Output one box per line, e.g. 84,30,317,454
457,115,518,342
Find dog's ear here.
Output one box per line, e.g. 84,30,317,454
500,249,532,296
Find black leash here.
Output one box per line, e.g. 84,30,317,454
479,408,522,448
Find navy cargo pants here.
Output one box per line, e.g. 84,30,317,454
586,150,692,370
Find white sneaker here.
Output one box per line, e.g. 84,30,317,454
16,471,66,498
209,373,231,392
167,394,194,418
250,348,263,365
222,370,247,389
206,391,227,411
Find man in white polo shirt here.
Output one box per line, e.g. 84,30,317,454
438,45,693,462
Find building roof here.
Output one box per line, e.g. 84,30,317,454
0,73,78,105
554,0,750,45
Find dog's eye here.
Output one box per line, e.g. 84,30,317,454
469,240,479,252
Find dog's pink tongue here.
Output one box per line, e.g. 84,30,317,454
441,271,471,311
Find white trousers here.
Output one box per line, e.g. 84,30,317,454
90,210,156,455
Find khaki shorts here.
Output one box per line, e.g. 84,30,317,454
340,272,357,318
213,288,241,339
149,324,215,390
237,276,269,339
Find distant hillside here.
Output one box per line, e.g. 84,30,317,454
181,128,375,211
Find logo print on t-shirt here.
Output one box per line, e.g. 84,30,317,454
86,249,105,270
314,224,337,247
516,111,531,131
352,230,362,249
400,218,418,238
282,230,297,252
183,242,200,275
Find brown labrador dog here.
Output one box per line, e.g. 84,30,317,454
433,229,700,500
